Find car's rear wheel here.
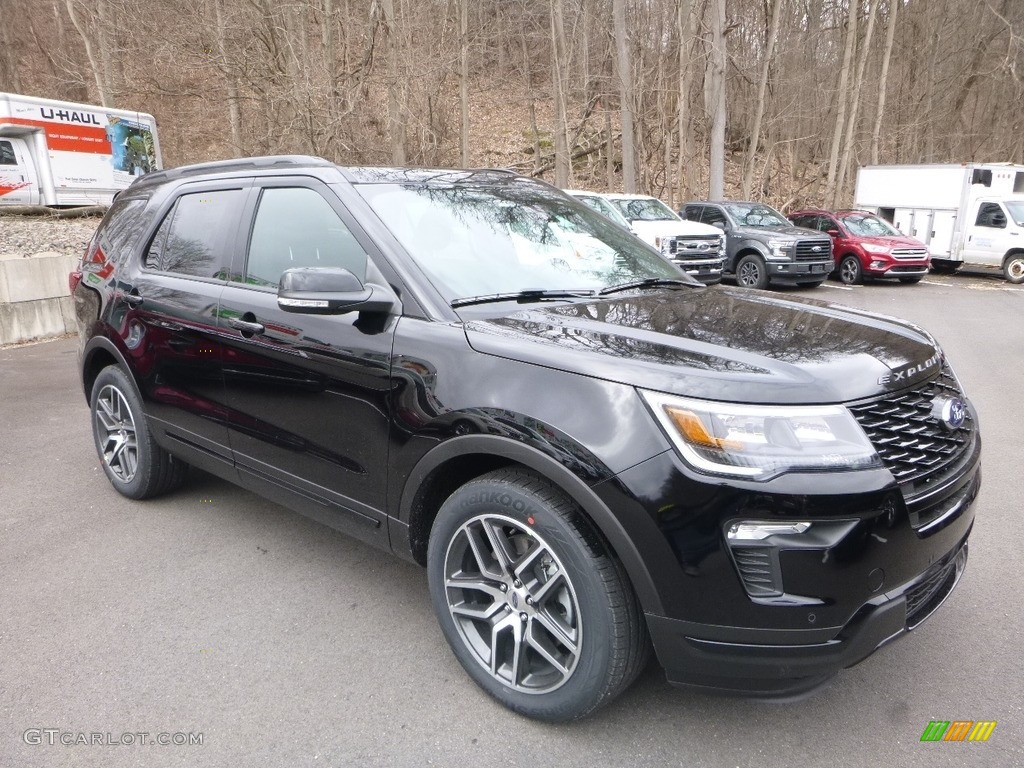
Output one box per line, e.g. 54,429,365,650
736,254,769,290
839,255,862,285
427,468,648,721
90,366,188,499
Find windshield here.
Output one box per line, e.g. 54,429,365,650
722,203,789,227
574,194,632,230
840,213,902,237
608,197,678,223
1004,201,1024,226
356,179,686,303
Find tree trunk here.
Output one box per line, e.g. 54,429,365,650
836,0,879,206
550,0,570,188
460,0,470,167
379,0,407,165
64,0,110,106
612,0,636,192
825,5,857,206
677,0,696,201
706,0,727,199
742,0,782,198
871,0,898,165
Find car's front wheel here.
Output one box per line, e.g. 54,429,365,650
736,254,769,290
1004,253,1024,284
90,366,188,499
427,468,648,721
838,254,863,285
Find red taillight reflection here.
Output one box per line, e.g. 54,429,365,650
69,269,83,293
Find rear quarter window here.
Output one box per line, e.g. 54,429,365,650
95,197,153,267
145,189,244,279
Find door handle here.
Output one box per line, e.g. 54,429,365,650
124,290,144,307
228,317,265,336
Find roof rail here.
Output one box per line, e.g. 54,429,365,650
136,155,332,187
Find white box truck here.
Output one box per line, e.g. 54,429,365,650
854,163,1024,283
0,92,162,207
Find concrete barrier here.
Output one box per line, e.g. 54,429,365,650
0,252,79,345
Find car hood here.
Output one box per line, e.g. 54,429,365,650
463,287,941,404
630,219,721,240
734,224,824,239
854,234,928,249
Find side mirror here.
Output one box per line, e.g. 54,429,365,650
826,229,840,237
710,221,726,231
991,214,1007,228
277,267,395,315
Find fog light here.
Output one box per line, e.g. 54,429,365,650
727,521,811,541
870,260,886,269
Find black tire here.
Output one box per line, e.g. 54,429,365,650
1004,253,1024,284
930,259,960,274
838,254,862,285
899,276,923,284
90,366,188,499
427,468,649,721
736,254,769,290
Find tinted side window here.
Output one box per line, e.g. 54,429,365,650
241,187,368,288
0,140,16,165
701,207,727,227
975,203,1005,228
97,197,153,266
790,214,813,229
145,189,243,278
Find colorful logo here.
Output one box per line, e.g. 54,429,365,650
920,720,996,742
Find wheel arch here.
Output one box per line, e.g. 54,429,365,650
81,335,132,403
398,435,665,615
1001,248,1024,265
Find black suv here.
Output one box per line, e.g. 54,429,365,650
73,157,980,722
682,201,834,289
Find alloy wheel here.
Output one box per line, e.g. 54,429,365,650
94,384,139,483
443,513,582,694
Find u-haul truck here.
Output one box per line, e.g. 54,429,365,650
0,92,162,207
854,163,1024,284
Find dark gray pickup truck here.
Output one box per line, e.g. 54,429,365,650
681,201,834,289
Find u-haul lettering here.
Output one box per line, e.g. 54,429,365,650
39,107,101,126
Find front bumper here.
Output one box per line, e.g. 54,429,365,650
646,536,969,696
605,418,981,697
874,264,930,279
674,258,724,285
766,260,834,283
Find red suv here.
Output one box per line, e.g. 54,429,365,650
788,209,930,285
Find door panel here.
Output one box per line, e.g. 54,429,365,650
219,181,397,543
0,137,38,205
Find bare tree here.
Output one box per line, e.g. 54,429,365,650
612,0,636,192
741,0,783,198
706,0,727,199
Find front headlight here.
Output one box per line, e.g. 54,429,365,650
766,238,789,258
862,243,890,254
640,391,882,480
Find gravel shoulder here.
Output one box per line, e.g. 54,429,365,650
0,213,100,260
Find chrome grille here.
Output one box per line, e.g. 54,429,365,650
849,365,974,493
794,239,832,261
663,234,722,261
891,247,929,260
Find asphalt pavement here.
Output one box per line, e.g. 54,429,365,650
1,270,1021,767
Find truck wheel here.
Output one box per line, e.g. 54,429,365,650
90,366,188,499
736,255,769,290
1004,253,1024,284
838,255,862,285
427,468,649,721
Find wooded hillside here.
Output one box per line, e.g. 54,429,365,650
2,0,1022,210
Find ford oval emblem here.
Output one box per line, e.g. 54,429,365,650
931,397,967,431
812,245,821,252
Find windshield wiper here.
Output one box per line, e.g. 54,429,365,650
450,289,597,309
598,277,695,296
